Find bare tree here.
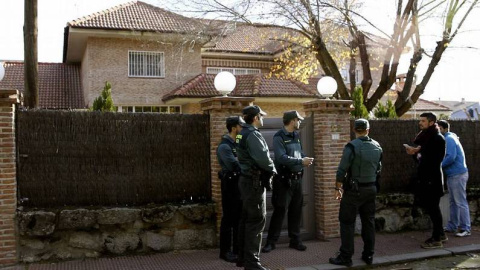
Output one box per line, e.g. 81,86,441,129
164,0,479,116
24,0,39,108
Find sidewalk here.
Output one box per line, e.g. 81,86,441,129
2,227,479,270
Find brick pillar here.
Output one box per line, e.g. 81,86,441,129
304,99,353,239
200,97,254,233
0,90,20,266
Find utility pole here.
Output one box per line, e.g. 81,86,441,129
24,0,38,108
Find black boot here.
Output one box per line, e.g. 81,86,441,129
261,242,276,253
329,254,352,267
289,241,307,251
219,251,238,263
361,254,373,265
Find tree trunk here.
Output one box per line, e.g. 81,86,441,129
396,40,448,116
394,48,423,110
357,32,372,101
313,37,349,99
24,0,38,108
349,41,356,94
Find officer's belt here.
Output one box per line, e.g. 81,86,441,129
358,182,375,187
279,171,303,181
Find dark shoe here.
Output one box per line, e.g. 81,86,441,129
261,242,276,253
329,254,352,267
361,255,373,265
219,251,238,263
421,238,443,249
440,234,448,242
289,242,307,251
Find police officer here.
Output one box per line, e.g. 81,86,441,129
217,116,244,263
236,105,277,270
329,119,382,267
262,111,313,253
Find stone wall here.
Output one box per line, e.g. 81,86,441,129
17,203,216,263
360,193,480,234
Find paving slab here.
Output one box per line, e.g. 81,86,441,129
1,227,478,270
445,243,480,255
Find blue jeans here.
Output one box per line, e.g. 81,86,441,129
445,172,471,232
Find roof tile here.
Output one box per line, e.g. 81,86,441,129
0,62,84,109
162,74,319,101
68,1,203,33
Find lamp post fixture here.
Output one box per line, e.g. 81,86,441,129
0,62,5,82
214,71,236,96
317,76,337,98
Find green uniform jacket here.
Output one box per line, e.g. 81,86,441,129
236,124,277,177
336,136,382,184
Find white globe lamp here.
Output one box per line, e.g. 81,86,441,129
214,71,236,96
317,76,337,98
0,62,5,81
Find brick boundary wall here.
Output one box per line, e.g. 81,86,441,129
0,89,20,266
200,97,254,233
304,99,353,239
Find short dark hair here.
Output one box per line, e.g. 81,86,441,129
283,118,293,125
226,117,240,132
437,120,450,130
420,112,437,123
243,114,256,124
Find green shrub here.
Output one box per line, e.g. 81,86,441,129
91,81,115,112
350,86,369,119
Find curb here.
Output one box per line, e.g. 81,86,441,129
286,244,480,270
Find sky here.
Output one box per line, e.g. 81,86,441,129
0,0,479,102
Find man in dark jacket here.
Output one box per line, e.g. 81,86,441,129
262,111,313,253
236,105,277,270
217,116,244,263
405,112,446,249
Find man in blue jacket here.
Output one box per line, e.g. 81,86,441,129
262,111,313,253
217,116,245,263
438,120,471,237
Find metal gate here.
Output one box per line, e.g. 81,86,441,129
261,117,315,242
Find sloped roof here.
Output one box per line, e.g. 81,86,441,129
0,62,84,109
162,74,319,101
414,98,451,111
379,90,451,112
68,1,203,33
203,24,298,55
435,100,478,111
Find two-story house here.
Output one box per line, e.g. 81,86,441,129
1,0,450,118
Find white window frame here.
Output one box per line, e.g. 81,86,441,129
128,51,165,78
206,67,261,75
341,68,361,84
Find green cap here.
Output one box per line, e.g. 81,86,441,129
283,110,304,122
354,118,369,130
242,105,267,116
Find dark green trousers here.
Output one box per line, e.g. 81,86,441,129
266,176,303,243
238,175,266,269
339,186,376,259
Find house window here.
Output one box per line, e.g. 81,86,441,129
128,51,165,78
206,67,261,75
341,68,362,84
119,106,181,114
